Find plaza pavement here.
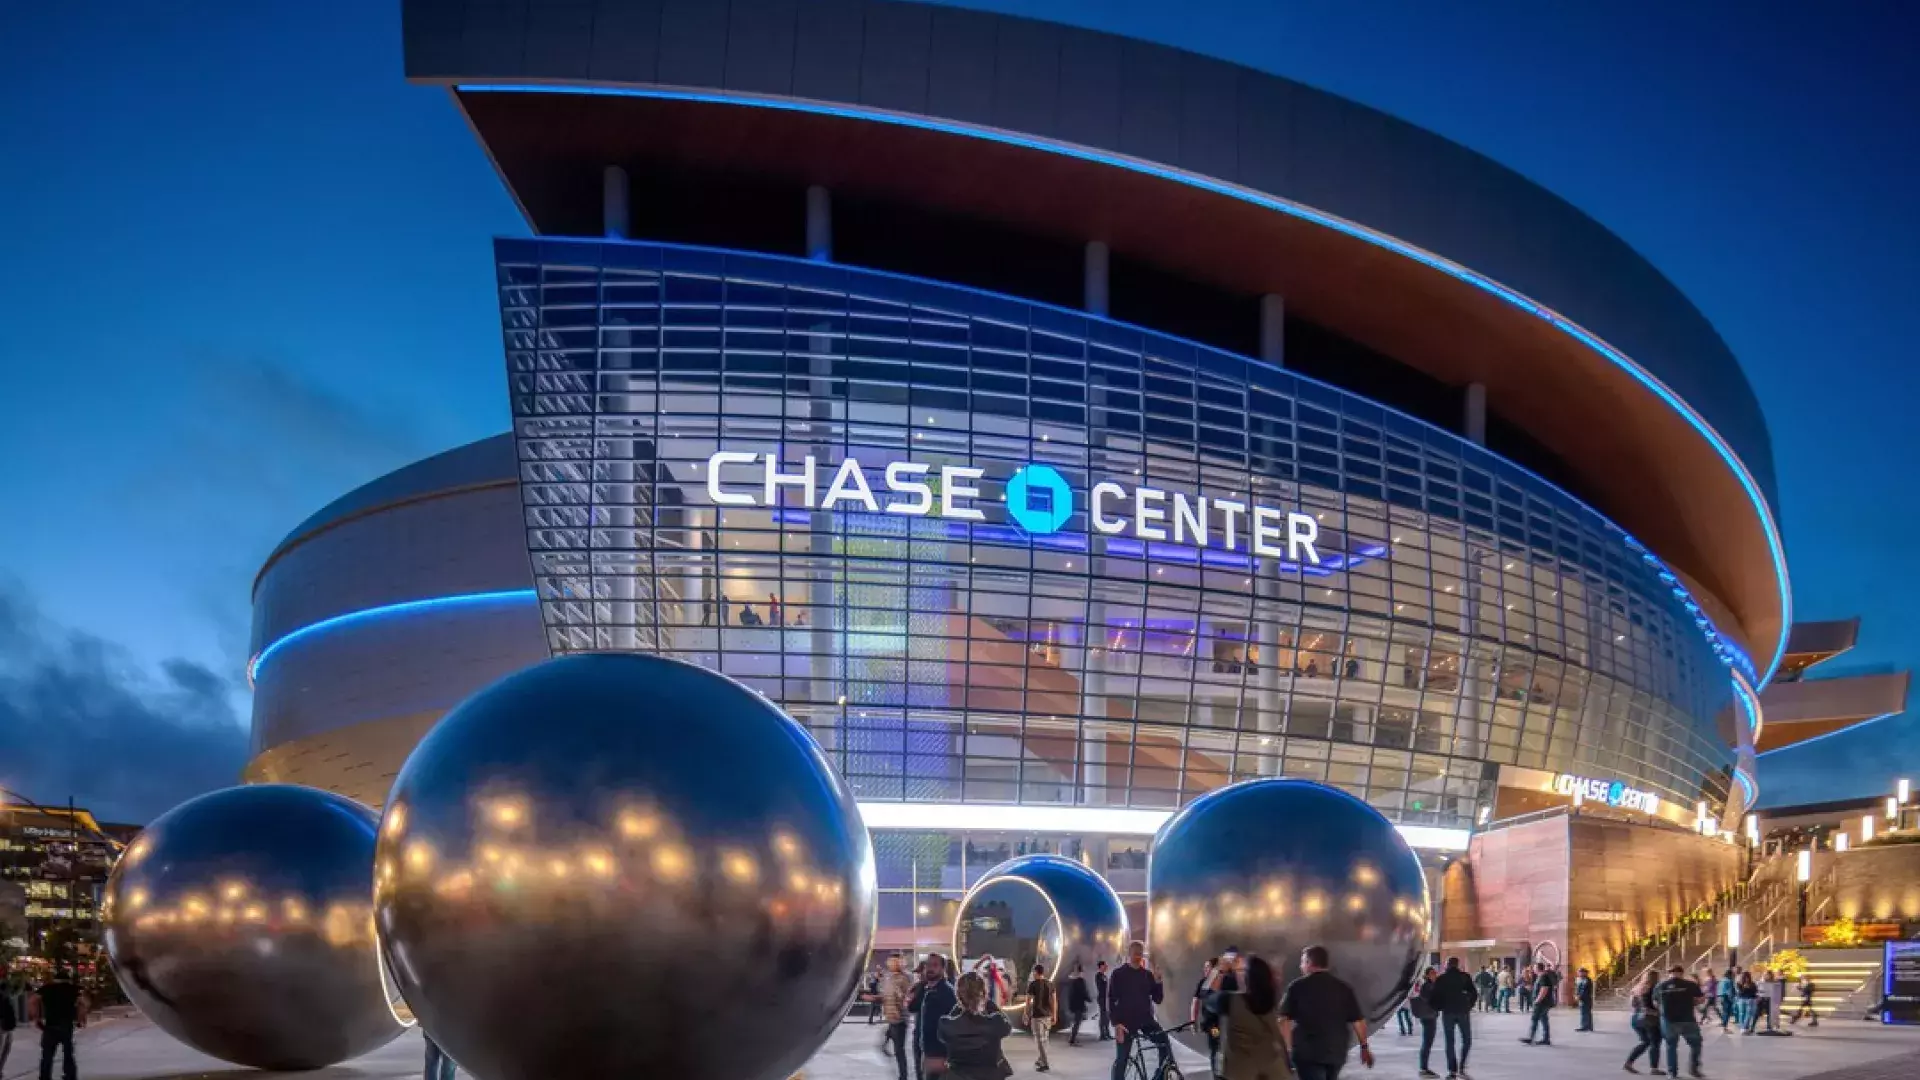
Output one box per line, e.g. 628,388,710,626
10,1006,1918,1079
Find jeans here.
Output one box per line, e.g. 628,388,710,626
1578,1000,1594,1030
1527,1002,1552,1042
1661,1019,1702,1076
1111,1023,1170,1080
1442,1012,1472,1073
39,1026,76,1080
1099,1001,1111,1039
884,1021,909,1080
1068,1010,1086,1044
1396,1005,1414,1035
1032,1017,1052,1070
424,1035,457,1080
1418,1016,1437,1070
1497,988,1513,1012
1295,1063,1345,1080
1737,998,1756,1031
1790,1001,1818,1026
1626,1016,1662,1071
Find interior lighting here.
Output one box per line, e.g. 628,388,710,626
1901,778,1912,805
1888,797,1900,821
1796,849,1811,882
1837,832,1851,852
1863,815,1876,843
853,801,1470,850
1745,815,1759,845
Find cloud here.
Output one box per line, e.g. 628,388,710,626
0,584,248,825
129,355,441,665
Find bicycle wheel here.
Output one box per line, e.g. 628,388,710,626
1126,1051,1154,1080
1159,1063,1186,1080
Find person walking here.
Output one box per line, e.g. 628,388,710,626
865,965,884,1024
1096,960,1114,1041
1789,973,1818,1027
1692,967,1720,1025
1409,967,1440,1078
1575,968,1595,1032
1065,964,1092,1046
1519,962,1559,1046
1426,957,1477,1080
1715,970,1737,1031
1736,970,1760,1033
1474,966,1497,1013
28,968,87,1080
423,1032,457,1080
941,971,1015,1080
1197,957,1232,1075
1278,944,1373,1080
1108,940,1169,1080
1653,966,1704,1079
1027,963,1058,1073
1517,967,1536,1013
879,952,914,1080
1623,972,1664,1075
909,953,959,1080
1207,954,1289,1080
1393,987,1415,1038
1496,966,1515,1013
0,983,15,1078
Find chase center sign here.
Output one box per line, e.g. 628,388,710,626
705,452,1325,565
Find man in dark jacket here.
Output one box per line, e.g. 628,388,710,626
1424,957,1478,1080
29,969,87,1080
1095,961,1112,1040
1108,940,1167,1080
1520,962,1559,1046
907,953,958,1080
1065,964,1092,1045
1474,965,1498,1012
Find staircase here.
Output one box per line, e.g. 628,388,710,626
1789,951,1884,1020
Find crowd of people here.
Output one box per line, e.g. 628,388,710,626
864,940,1374,1080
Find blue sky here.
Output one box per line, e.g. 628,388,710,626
0,1,1915,820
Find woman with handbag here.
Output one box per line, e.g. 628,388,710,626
1623,972,1663,1074
940,971,1015,1080
1206,953,1292,1080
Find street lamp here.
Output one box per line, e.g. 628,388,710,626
1888,797,1900,822
1796,849,1811,882
1837,831,1851,852
1863,815,1876,843
1727,912,1742,968
1745,814,1759,846
1900,778,1912,805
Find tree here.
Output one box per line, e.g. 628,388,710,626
1768,948,1809,979
1820,917,1863,948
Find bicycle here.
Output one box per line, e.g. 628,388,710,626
1122,1019,1195,1080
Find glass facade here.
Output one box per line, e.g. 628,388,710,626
498,238,1736,831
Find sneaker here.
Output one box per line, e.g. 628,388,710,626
1539,1041,1552,1046
1520,1038,1534,1045
1623,1066,1638,1074
1420,1070,1440,1077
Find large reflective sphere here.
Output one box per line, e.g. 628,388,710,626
1149,779,1428,1033
102,785,404,1069
374,653,875,1080
955,854,1127,998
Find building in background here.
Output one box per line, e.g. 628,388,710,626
250,0,1844,954
0,799,137,979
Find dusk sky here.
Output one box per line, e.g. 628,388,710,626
2,1,1915,822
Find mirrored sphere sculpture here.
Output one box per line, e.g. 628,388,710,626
954,853,1127,1004
1149,779,1429,1035
374,653,876,1080
102,784,404,1069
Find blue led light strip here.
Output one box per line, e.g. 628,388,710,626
458,81,1793,686
247,589,539,685
1753,711,1904,758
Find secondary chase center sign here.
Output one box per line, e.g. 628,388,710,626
705,452,1325,565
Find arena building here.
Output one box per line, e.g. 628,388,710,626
245,0,1892,950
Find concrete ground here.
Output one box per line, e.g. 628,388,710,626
8,1007,1916,1079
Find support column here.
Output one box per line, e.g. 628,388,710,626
1083,241,1110,316
1259,293,1286,367
602,166,630,240
805,185,832,261
1464,383,1487,446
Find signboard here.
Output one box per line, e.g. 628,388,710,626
1580,910,1630,922
706,452,1327,564
1552,773,1660,814
1884,940,1920,1025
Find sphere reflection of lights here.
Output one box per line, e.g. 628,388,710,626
373,653,875,1080
954,854,1128,1004
1148,779,1428,1036
102,785,403,1069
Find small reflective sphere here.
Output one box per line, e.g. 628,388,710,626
955,854,1128,997
102,784,404,1069
1148,779,1429,1034
374,653,875,1080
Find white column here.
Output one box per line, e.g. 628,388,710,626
1259,294,1286,367
603,166,630,240
1084,241,1110,316
806,185,832,261
1464,383,1487,446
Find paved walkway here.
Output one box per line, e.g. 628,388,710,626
9,1007,1916,1079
